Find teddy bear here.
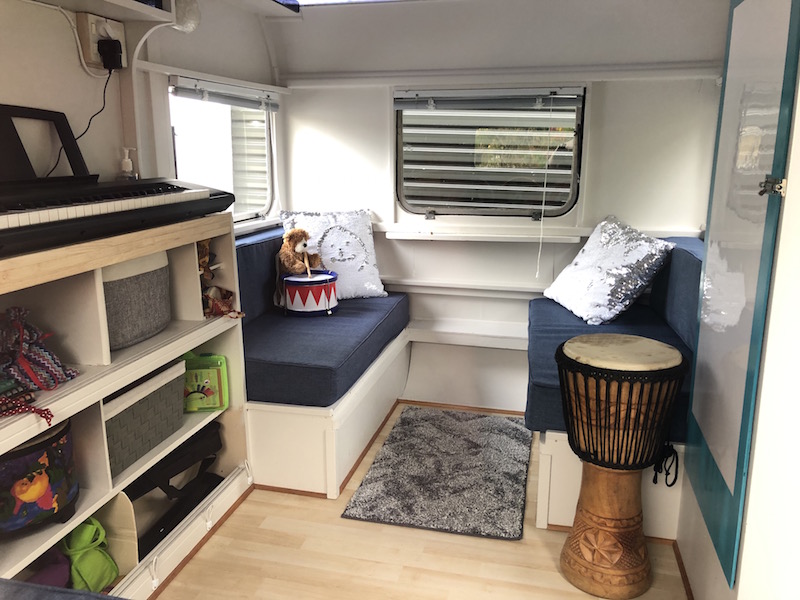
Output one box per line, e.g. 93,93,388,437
278,228,322,277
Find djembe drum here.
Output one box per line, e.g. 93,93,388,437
555,334,687,600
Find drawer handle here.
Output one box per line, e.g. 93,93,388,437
205,504,214,531
149,556,160,591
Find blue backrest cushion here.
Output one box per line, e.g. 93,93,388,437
235,227,284,326
649,236,705,352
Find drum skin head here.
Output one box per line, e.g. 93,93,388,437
563,333,682,371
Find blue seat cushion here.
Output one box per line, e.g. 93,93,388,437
525,297,692,442
244,293,409,407
649,237,705,352
235,227,284,326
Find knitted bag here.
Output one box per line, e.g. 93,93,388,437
0,307,78,392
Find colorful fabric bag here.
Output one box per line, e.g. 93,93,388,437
0,307,78,392
0,419,79,535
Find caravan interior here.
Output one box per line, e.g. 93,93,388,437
0,0,797,598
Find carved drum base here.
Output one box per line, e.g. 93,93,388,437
560,463,651,599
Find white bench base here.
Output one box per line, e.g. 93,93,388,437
245,331,410,499
536,431,685,540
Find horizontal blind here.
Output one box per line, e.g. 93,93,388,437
231,108,271,214
168,74,276,218
395,89,584,217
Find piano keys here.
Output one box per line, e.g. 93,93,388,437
0,178,234,258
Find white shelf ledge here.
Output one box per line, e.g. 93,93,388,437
0,485,111,578
0,317,238,457
407,319,528,351
382,231,582,243
37,0,174,22
383,277,546,299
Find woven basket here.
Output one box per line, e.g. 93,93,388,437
106,375,184,478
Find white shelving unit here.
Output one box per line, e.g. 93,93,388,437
0,213,250,598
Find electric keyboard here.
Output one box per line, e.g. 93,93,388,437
0,178,234,258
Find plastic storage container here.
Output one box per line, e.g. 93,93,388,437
183,353,229,412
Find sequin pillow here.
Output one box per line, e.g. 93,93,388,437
280,209,388,300
544,216,675,325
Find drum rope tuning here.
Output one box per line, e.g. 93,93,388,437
652,443,678,486
556,347,688,471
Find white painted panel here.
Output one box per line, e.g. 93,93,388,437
401,343,528,413
583,79,720,231
146,0,275,85
285,86,394,217
264,0,728,77
408,293,531,325
678,475,737,600
331,342,409,496
0,271,109,366
247,406,330,493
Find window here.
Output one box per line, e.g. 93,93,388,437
395,88,585,219
168,75,279,221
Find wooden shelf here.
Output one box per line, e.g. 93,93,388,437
0,213,232,296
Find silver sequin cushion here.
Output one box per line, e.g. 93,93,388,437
544,217,675,325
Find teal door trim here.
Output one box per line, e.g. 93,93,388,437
686,0,800,587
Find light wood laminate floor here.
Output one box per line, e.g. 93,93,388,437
158,403,688,599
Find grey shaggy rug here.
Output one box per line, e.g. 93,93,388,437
342,406,533,540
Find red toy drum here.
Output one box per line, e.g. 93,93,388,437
281,270,338,316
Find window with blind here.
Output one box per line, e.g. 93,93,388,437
395,88,585,218
168,75,278,221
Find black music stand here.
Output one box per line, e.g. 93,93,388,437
0,104,96,185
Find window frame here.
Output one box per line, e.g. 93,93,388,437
167,74,280,223
395,87,585,219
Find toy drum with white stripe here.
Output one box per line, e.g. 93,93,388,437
281,270,338,316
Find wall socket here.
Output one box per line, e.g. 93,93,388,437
76,13,128,70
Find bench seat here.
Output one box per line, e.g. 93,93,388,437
525,236,704,444
243,293,410,407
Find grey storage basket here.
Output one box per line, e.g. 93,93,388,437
103,252,171,351
106,370,185,479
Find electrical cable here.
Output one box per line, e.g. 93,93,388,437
45,70,113,177
17,0,109,79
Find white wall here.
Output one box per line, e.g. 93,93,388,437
265,0,729,78
0,2,125,180
282,86,394,218
0,0,271,183
583,79,720,231
271,0,725,416
284,79,720,234
146,0,274,85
